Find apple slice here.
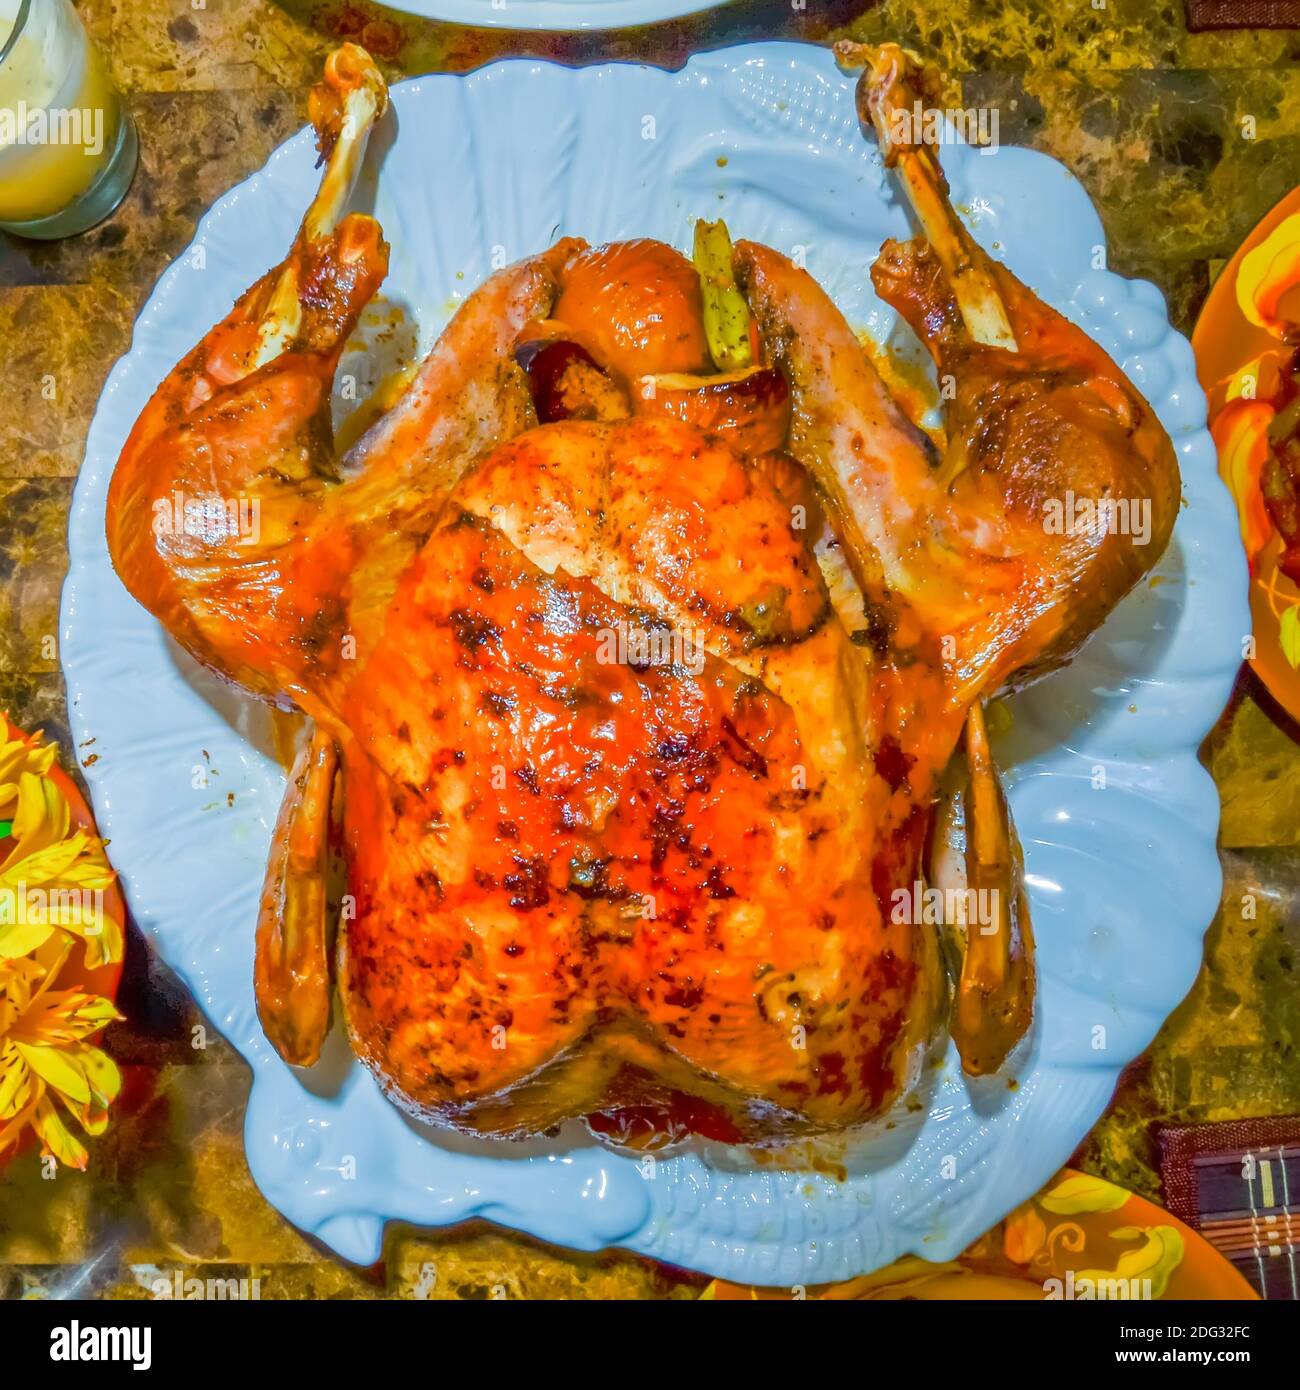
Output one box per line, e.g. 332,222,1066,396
633,364,792,458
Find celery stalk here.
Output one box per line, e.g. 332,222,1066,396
693,219,754,373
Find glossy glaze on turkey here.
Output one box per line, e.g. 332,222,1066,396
106,44,1179,1146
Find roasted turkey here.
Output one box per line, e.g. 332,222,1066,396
106,44,1179,1145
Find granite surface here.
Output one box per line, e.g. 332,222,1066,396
0,0,1297,1299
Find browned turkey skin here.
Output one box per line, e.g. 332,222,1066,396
105,44,1178,1145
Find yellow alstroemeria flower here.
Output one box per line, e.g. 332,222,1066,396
0,937,123,1170
0,734,121,970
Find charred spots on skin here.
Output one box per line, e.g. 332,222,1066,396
752,966,776,1024
720,715,768,778
289,592,351,661
768,785,813,814
869,803,929,926
701,908,727,952
648,730,720,797
478,689,516,719
618,612,676,674
681,838,716,875
504,853,550,911
689,590,730,635
658,902,694,936
657,731,691,762
814,1049,850,1098
846,952,918,1107
649,799,686,870
874,734,916,792
868,947,913,999
447,508,482,535
448,607,502,657
581,919,636,951
661,977,706,1012
852,599,896,658
413,867,444,902
431,748,466,775
567,850,629,903
856,1005,908,1112
775,1079,812,1108
702,864,736,899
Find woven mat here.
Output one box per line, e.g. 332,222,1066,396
1159,1116,1300,1299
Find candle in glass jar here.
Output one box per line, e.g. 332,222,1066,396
0,0,135,235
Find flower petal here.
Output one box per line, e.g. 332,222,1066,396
31,1093,87,1170
14,1041,91,1104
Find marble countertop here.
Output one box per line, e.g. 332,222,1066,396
1,0,1297,1299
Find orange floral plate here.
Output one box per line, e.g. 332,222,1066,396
1193,186,1300,721
700,1168,1258,1299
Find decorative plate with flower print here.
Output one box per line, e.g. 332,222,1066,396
1194,187,1300,723
700,1169,1259,1299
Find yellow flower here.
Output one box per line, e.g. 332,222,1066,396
1039,1171,1132,1216
0,726,124,1169
0,936,123,1169
1076,1226,1185,1300
0,732,121,969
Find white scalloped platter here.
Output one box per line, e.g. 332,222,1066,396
384,0,727,28
61,43,1247,1286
